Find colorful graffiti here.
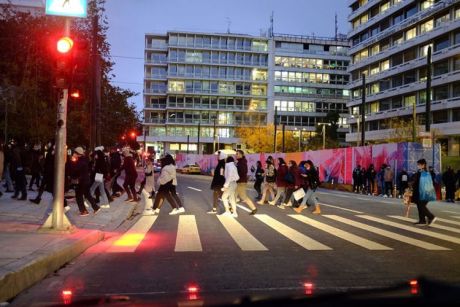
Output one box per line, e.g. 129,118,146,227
175,142,441,185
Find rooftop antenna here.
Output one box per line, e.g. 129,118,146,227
269,11,274,37
335,12,338,40
226,17,231,34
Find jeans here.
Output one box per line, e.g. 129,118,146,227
300,188,318,207
222,182,237,213
90,180,109,205
416,200,435,223
271,186,286,205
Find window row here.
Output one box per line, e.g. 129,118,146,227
168,34,268,52
147,111,267,126
149,126,234,138
166,96,267,111
274,86,350,98
168,65,267,81
169,49,269,66
274,100,347,113
274,56,349,70
167,80,267,96
274,41,349,56
274,71,349,85
277,115,340,127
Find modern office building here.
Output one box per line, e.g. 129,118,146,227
142,30,352,155
143,31,269,154
346,0,460,156
270,34,351,146
0,0,45,15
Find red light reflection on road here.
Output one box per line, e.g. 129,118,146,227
303,282,314,296
187,283,200,300
61,290,73,305
409,279,419,295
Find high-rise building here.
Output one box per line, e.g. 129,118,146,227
0,0,45,16
143,31,269,155
347,0,460,156
143,30,353,155
270,34,351,147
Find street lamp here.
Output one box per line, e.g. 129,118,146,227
318,123,331,150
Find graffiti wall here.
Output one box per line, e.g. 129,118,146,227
175,142,441,185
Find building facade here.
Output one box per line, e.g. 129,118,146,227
142,31,352,155
271,34,351,147
143,31,269,154
346,0,460,156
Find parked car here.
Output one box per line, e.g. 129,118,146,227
181,163,202,174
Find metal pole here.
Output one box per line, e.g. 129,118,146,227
412,102,417,142
361,74,366,146
186,135,190,154
282,123,285,152
425,46,432,133
323,124,326,150
298,129,301,152
273,106,278,153
40,89,72,232
4,100,7,144
213,118,216,153
197,122,201,154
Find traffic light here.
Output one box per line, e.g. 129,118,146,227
69,38,89,100
55,36,74,89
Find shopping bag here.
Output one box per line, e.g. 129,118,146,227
293,188,305,201
419,171,436,201
95,173,104,183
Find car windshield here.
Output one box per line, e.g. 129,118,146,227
3,1,460,306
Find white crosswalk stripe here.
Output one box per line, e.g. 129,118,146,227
175,215,202,252
254,214,332,250
434,217,460,226
388,216,460,234
289,215,392,250
108,215,158,253
217,216,268,251
323,215,450,250
358,215,460,245
317,203,363,214
452,216,460,220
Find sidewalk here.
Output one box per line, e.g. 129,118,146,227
0,189,142,302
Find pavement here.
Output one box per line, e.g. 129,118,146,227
9,174,460,306
0,185,142,303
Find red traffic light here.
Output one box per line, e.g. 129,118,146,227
57,37,74,54
70,89,81,99
130,132,137,138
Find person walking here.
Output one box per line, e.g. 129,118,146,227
442,166,456,203
352,165,362,193
384,165,394,197
120,148,139,202
169,155,185,214
398,168,409,198
378,164,386,196
235,150,257,215
3,143,14,193
366,164,376,196
11,141,27,200
411,158,437,226
150,154,181,215
0,144,4,197
142,157,156,198
257,158,277,205
268,157,288,206
209,151,226,214
109,148,124,197
28,144,42,191
295,160,321,214
70,147,100,216
220,156,239,217
90,147,110,208
253,161,264,201
278,160,302,210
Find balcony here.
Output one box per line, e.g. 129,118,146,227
144,59,168,66
348,0,381,22
144,103,167,109
144,89,167,95
146,43,168,51
145,73,167,80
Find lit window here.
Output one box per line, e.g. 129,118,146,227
370,64,380,75
371,44,380,55
405,27,417,40
380,59,390,71
380,1,390,12
420,44,433,57
420,0,434,10
456,8,460,19
420,19,433,34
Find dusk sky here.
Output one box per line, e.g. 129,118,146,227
104,0,351,113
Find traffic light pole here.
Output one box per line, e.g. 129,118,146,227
40,89,73,232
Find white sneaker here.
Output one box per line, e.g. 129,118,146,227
232,213,238,218
177,207,185,213
277,204,286,210
383,195,388,198
169,208,179,215
64,206,71,212
84,201,90,208
207,209,217,214
100,204,110,209
153,208,160,215
268,201,275,206
219,211,232,217
285,202,292,207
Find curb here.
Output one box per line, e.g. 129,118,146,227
0,230,104,302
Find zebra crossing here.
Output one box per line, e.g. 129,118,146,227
108,210,460,253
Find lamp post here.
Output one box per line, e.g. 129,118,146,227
318,123,331,150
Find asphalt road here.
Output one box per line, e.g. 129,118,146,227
11,174,460,306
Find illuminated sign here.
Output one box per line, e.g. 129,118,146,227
45,0,87,18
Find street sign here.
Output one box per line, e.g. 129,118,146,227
45,0,87,18
422,138,432,148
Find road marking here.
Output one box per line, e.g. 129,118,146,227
323,215,449,250
217,215,268,251
319,203,363,214
358,215,460,245
289,215,391,250
433,217,460,226
254,214,331,250
108,215,157,253
443,210,460,214
388,216,460,234
452,216,460,220
175,215,202,252
237,204,252,213
187,186,202,192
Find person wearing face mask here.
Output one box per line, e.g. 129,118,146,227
411,159,437,226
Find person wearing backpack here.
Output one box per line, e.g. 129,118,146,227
253,161,265,201
209,151,227,214
278,160,301,210
411,159,437,226
257,157,276,205
295,160,321,214
268,157,288,206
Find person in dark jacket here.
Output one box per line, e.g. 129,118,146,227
3,143,14,192
209,151,227,214
235,150,257,215
71,147,100,216
398,168,409,198
121,148,139,202
269,157,288,206
257,157,277,204
253,161,264,201
411,159,436,226
109,148,124,197
296,160,321,214
279,160,302,209
366,164,377,196
11,142,27,200
442,166,456,203
28,145,42,191
90,147,110,208
352,165,362,193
